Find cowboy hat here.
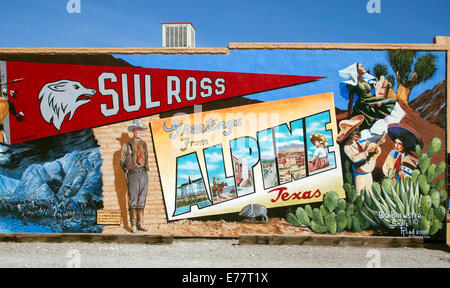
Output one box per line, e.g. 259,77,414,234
387,123,422,152
128,119,148,132
310,133,328,147
336,115,364,143
115,132,131,143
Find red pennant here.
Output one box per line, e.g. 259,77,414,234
1,61,324,144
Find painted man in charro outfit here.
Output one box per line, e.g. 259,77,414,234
337,115,378,195
120,119,149,233
382,124,421,182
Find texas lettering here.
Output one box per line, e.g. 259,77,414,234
268,187,321,202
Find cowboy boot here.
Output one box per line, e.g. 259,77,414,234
129,208,137,233
136,208,148,232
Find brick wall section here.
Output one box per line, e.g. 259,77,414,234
93,115,167,230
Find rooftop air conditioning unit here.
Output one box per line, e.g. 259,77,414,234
162,22,195,48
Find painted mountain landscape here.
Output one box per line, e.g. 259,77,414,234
0,129,103,233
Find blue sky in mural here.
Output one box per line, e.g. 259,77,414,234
274,121,304,150
176,153,203,186
204,145,235,187
258,130,276,161
115,50,446,110
0,0,448,47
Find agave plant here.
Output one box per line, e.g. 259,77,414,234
359,138,447,236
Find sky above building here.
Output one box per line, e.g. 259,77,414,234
1,0,448,47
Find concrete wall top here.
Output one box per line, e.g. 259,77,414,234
0,36,448,54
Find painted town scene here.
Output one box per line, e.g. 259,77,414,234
174,153,212,216
204,145,237,204
274,121,307,184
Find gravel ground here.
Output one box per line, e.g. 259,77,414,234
0,239,448,268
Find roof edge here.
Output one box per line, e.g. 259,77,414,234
228,39,450,51
0,37,448,55
0,47,228,55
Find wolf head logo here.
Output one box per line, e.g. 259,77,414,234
38,80,96,131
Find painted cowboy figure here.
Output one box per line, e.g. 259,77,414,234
120,119,149,233
382,124,422,181
337,115,379,195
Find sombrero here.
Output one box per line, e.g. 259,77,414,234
310,133,328,147
387,124,422,152
336,115,364,143
128,119,148,132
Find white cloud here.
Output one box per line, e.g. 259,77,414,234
292,128,304,137
257,133,272,143
205,151,224,164
307,120,327,132
286,140,302,146
178,160,201,171
261,150,275,160
205,163,219,171
274,132,288,139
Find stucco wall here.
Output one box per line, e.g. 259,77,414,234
93,115,167,229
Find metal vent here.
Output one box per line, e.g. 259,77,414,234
162,23,195,48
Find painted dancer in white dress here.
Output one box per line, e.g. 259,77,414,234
309,133,329,172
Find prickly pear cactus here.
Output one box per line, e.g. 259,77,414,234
344,183,357,203
418,174,430,195
296,207,310,226
286,213,301,227
326,212,337,234
337,199,346,211
336,210,347,233
430,190,440,208
323,191,339,213
305,205,313,219
311,220,328,234
313,208,324,225
435,162,445,178
427,137,441,157
419,154,431,174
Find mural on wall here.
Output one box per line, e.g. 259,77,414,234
0,48,446,240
